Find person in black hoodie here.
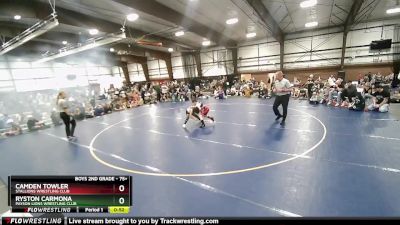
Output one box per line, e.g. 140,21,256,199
366,84,390,112
340,83,357,107
348,92,365,111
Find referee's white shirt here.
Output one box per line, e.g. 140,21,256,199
274,78,291,96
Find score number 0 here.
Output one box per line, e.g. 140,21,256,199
118,184,126,205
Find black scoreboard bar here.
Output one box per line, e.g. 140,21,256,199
8,175,131,213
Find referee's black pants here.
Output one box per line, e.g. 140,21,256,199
273,94,290,120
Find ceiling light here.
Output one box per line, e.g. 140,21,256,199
168,48,173,52
110,47,115,52
88,29,99,35
1,14,59,55
33,32,126,64
246,32,256,38
226,18,239,25
14,15,21,20
62,40,67,45
387,7,400,14
126,13,139,21
305,21,318,28
300,0,317,8
202,40,211,46
175,31,184,37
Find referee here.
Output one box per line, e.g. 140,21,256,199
272,71,292,125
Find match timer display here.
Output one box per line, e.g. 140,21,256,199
8,176,132,213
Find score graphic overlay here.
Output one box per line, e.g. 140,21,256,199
8,176,132,213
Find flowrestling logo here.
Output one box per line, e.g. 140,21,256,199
2,217,63,224
1,217,220,225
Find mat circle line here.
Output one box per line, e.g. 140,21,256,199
88,103,327,177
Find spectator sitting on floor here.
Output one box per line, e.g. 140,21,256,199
298,85,308,99
366,84,390,113
3,122,22,137
318,85,328,104
161,84,169,102
50,109,63,126
226,88,232,96
328,75,336,87
113,101,125,111
27,116,47,131
144,90,152,104
85,106,94,118
309,91,319,104
244,85,252,97
215,86,225,99
103,103,112,114
230,86,238,96
150,88,158,103
363,82,373,106
0,113,5,130
348,92,365,111
364,82,373,95
178,87,187,102
327,79,344,106
94,105,105,117
340,83,357,107
112,98,123,111
375,72,383,84
1,114,11,129
74,107,85,120
258,82,267,98
133,91,143,106
293,87,300,98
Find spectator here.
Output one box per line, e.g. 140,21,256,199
74,107,85,120
94,105,105,117
327,79,344,106
367,72,372,82
108,84,116,99
85,106,94,118
161,84,169,102
215,86,225,99
375,72,383,85
309,91,319,104
27,116,47,131
340,83,357,107
3,122,22,137
306,74,315,99
51,110,63,126
0,113,6,130
363,82,373,106
319,84,329,104
153,84,161,102
366,84,390,112
328,75,336,87
349,92,365,111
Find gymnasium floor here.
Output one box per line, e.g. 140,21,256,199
1,97,400,217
